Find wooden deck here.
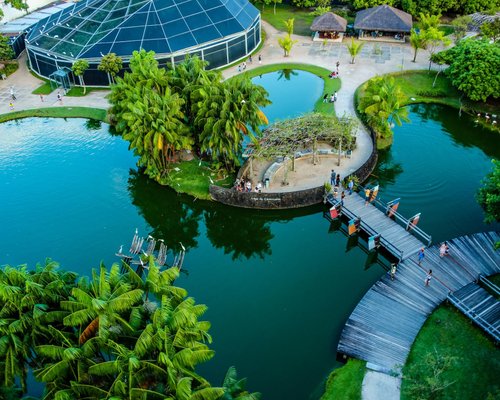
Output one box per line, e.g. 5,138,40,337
337,232,500,372
448,282,500,342
326,190,430,261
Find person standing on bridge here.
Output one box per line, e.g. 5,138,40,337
424,269,432,286
348,178,354,195
364,188,371,205
418,248,425,266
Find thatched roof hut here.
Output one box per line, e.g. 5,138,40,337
354,5,412,32
311,12,348,32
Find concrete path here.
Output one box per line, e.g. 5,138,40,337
362,370,401,400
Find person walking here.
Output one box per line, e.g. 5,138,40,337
258,54,262,64
364,187,371,205
424,269,432,286
336,60,340,72
348,179,354,195
40,94,44,102
390,263,397,281
335,173,341,187
249,55,253,63
439,243,447,257
323,93,328,103
333,91,338,102
57,91,63,104
418,248,425,266
9,101,14,110
10,87,16,101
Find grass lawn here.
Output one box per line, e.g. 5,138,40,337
66,86,109,97
241,63,341,114
32,82,54,95
162,159,234,200
260,3,315,37
401,304,500,400
320,359,366,400
0,107,108,123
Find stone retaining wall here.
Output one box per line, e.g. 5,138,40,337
209,185,325,209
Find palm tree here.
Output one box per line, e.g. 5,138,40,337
284,18,295,36
346,38,364,64
359,77,409,138
61,263,143,344
195,77,270,169
278,35,298,57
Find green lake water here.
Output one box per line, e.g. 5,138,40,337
0,72,498,399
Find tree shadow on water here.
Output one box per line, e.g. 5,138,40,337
370,148,404,188
128,169,319,260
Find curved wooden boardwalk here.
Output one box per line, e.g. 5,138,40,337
337,232,500,372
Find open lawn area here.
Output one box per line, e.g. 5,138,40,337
241,63,340,114
0,107,108,123
162,159,234,200
401,304,500,400
260,4,315,36
321,359,366,400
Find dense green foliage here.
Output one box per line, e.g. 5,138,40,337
433,39,500,101
320,359,366,400
290,0,316,7
480,18,500,42
477,160,500,248
358,76,409,138
0,260,226,399
401,304,500,400
109,50,270,181
98,53,123,84
0,36,15,61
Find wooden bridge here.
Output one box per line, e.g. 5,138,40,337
336,232,500,372
326,188,431,261
448,279,500,342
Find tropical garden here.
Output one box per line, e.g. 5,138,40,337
0,259,260,400
106,50,270,194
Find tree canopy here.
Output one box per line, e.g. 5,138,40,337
0,259,235,399
477,159,500,243
358,76,410,138
433,39,500,101
109,50,270,180
0,36,15,61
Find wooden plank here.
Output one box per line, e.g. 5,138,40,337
337,233,500,370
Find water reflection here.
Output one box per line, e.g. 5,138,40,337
127,170,321,260
277,69,299,81
372,149,403,188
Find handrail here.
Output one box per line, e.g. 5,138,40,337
356,184,433,246
334,196,404,260
479,275,500,296
448,292,500,339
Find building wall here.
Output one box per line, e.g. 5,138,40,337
26,16,261,87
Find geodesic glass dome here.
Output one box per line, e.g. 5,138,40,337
26,0,260,85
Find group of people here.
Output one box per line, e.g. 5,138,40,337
234,177,262,193
363,187,377,205
417,242,451,287
323,91,338,103
237,55,262,73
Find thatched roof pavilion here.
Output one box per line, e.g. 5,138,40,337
311,12,348,33
354,5,412,33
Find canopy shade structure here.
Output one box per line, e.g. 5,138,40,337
310,12,347,32
354,5,412,33
26,0,261,85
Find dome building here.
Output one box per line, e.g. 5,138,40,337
26,0,260,86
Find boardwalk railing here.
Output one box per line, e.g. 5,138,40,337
448,290,500,342
358,185,432,246
479,275,500,296
331,197,404,260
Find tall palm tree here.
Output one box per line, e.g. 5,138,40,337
195,77,270,169
410,29,428,62
346,38,364,64
61,263,143,344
